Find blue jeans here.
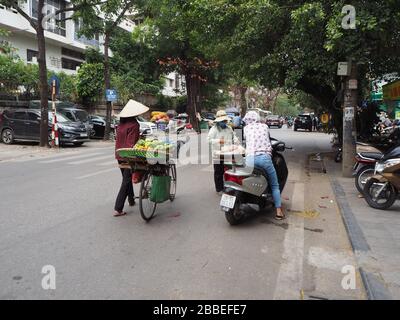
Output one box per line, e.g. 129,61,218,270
246,154,282,208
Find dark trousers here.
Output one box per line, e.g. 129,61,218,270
214,163,225,192
114,163,135,212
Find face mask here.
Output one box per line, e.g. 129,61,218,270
218,122,228,129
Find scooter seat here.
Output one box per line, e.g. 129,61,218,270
359,152,382,160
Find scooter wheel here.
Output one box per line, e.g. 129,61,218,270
355,165,375,194
225,201,243,225
364,178,397,210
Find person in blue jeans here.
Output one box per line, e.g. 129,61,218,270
243,111,284,220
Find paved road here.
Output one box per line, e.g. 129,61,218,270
0,128,364,299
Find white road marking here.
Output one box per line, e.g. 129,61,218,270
40,152,103,164
97,160,118,166
75,168,116,180
273,182,305,300
68,155,113,165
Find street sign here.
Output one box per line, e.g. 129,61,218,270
348,79,358,90
337,62,350,76
344,107,354,121
48,75,60,94
106,89,118,102
321,113,329,124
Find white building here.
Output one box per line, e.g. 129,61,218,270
0,0,185,96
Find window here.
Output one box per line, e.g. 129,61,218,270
13,112,27,120
63,111,75,121
61,47,85,61
31,0,66,37
175,74,180,89
27,49,38,62
27,112,39,121
168,79,174,87
61,57,82,71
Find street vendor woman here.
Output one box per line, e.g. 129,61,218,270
114,99,149,217
207,110,240,194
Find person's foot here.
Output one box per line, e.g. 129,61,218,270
216,191,223,196
128,199,136,206
113,211,127,217
275,208,286,220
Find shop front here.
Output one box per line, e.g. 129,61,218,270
382,79,400,120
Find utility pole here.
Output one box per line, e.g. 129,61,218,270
342,60,358,177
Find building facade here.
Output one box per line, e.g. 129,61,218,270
0,1,185,96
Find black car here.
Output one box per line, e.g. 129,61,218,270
294,114,313,132
57,107,93,136
0,109,89,146
88,115,119,138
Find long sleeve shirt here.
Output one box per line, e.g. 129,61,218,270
243,122,272,156
207,125,240,154
115,119,140,161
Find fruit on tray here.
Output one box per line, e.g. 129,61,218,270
133,139,175,157
150,111,170,123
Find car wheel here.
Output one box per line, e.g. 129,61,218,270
294,126,297,131
73,142,84,147
1,128,14,144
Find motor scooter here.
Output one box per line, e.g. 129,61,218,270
220,139,290,225
363,145,400,210
353,143,383,194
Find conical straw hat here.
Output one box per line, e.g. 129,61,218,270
118,99,149,118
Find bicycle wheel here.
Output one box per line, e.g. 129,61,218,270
169,164,177,201
139,172,157,221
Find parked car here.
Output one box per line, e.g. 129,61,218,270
0,109,89,146
294,114,313,132
137,116,157,135
266,115,282,128
88,115,120,138
57,107,93,135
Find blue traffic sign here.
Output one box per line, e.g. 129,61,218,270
106,89,118,102
49,75,60,94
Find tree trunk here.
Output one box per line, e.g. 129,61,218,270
103,33,112,140
37,4,49,148
185,73,200,132
239,86,247,117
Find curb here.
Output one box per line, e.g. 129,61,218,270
329,175,393,300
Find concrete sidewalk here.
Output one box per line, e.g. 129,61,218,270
325,156,400,299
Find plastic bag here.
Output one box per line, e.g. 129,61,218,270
132,171,144,184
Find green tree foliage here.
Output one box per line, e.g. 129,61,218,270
76,63,104,105
194,0,400,109
274,94,302,117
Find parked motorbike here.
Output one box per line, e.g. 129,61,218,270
363,145,400,210
287,120,293,129
353,150,382,194
220,139,290,225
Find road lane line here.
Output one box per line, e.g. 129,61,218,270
40,152,103,163
97,160,118,166
68,155,113,165
273,182,305,300
75,168,116,180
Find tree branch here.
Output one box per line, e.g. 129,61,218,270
8,0,37,30
110,0,135,29
54,0,108,16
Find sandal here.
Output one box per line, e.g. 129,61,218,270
113,211,127,217
275,211,286,221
